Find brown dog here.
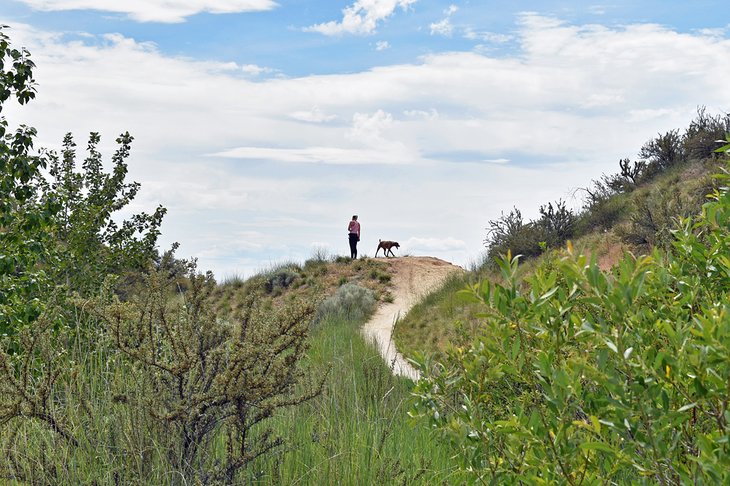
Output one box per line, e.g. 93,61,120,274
375,239,400,257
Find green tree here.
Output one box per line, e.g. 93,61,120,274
0,25,58,334
45,131,166,295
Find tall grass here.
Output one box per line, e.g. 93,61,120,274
1,323,179,484
246,311,459,484
2,286,457,484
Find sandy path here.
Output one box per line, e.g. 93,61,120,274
361,256,463,380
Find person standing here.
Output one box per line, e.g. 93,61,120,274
347,215,360,259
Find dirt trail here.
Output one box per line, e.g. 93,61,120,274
361,256,463,380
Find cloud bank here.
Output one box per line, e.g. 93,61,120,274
14,0,278,23
3,14,729,276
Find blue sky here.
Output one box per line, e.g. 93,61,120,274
2,0,730,278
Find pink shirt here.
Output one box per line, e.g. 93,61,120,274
348,220,360,237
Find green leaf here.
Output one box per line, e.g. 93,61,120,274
677,402,697,413
579,442,615,454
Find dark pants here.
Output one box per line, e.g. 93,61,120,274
348,233,359,259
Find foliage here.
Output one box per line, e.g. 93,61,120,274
485,207,542,262
0,303,78,450
44,132,166,296
414,161,730,484
575,192,629,234
0,26,58,334
1,27,165,336
572,108,727,245
249,294,458,484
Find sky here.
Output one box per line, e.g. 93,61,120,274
2,0,729,279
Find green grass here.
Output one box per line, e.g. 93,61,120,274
246,313,459,484
392,271,479,359
1,295,458,485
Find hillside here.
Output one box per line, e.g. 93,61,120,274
394,151,725,360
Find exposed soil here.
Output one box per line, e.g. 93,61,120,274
361,256,463,380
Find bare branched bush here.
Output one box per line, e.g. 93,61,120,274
683,106,730,161
536,199,576,248
639,129,685,180
0,309,77,483
91,266,324,484
485,203,576,264
621,184,700,248
484,208,541,262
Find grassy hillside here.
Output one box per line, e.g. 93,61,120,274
216,257,460,484
394,143,724,360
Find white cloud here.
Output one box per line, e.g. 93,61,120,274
347,109,393,144
430,4,457,37
240,64,276,76
464,28,513,43
289,106,337,123
14,0,278,23
403,108,439,120
376,40,391,50
208,145,414,165
214,109,416,165
430,18,453,37
305,0,417,36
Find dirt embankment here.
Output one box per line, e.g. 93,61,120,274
361,256,463,380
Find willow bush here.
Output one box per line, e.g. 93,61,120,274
414,160,730,484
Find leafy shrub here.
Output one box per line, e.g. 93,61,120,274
0,27,56,334
1,260,325,484
413,161,730,484
315,283,376,324
303,257,328,277
484,208,543,263
44,132,166,297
